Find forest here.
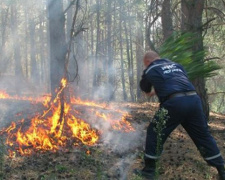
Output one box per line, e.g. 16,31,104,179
0,0,225,179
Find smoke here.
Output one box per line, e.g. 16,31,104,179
0,0,49,95
0,1,147,178
79,103,146,179
77,101,146,152
72,39,126,101
108,153,138,180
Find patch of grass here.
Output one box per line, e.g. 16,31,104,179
137,151,144,160
39,174,57,180
0,138,6,180
194,160,211,179
79,150,106,179
55,164,68,173
130,174,144,180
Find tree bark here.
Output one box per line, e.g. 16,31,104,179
181,0,209,118
119,2,127,101
39,18,46,84
161,0,173,40
47,0,66,96
136,12,144,101
0,5,9,75
29,19,39,84
24,5,29,78
93,0,101,92
124,19,135,102
145,0,159,51
106,0,115,100
128,14,135,101
11,5,23,78
66,0,73,42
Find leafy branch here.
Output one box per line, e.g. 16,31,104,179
159,32,221,81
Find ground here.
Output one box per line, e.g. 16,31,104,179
0,100,225,180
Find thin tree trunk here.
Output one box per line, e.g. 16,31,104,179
106,0,115,100
93,0,101,92
145,0,158,51
11,5,23,78
124,20,134,101
29,19,39,84
181,0,209,117
161,0,173,40
66,0,73,42
47,0,66,96
0,5,9,74
136,12,144,100
24,6,29,78
39,18,46,84
128,15,135,101
119,3,127,101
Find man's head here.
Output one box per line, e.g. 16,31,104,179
143,51,160,67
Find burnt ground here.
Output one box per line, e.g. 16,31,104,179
0,100,225,180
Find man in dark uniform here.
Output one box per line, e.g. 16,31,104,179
137,51,225,179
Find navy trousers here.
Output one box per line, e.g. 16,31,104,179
145,95,224,167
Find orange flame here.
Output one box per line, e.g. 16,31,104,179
0,78,134,157
0,90,51,104
0,91,10,99
95,111,134,132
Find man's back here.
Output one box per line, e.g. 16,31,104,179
140,59,195,103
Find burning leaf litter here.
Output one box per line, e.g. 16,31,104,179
0,78,134,157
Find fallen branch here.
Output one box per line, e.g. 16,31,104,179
64,0,76,14
208,92,225,96
204,57,221,61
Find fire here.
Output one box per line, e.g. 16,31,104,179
71,97,107,109
95,111,134,132
0,90,51,104
0,78,134,157
71,97,128,114
67,116,99,145
0,90,10,99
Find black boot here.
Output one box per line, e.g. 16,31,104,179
217,165,225,180
134,158,156,179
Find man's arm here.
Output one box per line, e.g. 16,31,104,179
145,89,156,97
140,74,152,93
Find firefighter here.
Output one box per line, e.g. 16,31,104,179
136,51,225,179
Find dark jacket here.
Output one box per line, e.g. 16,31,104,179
140,58,195,103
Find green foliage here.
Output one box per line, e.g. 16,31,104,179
153,108,169,179
55,164,68,173
159,32,221,80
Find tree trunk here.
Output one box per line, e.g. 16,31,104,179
66,0,73,42
47,0,66,96
128,15,135,101
39,18,46,84
119,3,127,101
181,0,209,118
106,0,115,101
93,0,101,92
24,5,29,78
124,20,135,102
161,0,173,40
11,5,23,78
136,12,144,100
0,5,9,75
29,19,39,84
145,0,159,51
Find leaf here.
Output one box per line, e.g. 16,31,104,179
159,32,221,80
